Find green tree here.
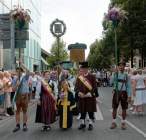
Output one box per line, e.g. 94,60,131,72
88,40,112,69
47,39,68,67
104,0,146,67
88,0,146,68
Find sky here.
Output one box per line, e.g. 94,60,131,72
41,0,110,57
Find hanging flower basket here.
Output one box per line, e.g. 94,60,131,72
105,5,128,28
11,6,31,30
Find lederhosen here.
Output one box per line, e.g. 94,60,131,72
112,77,128,110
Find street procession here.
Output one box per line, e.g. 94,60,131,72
0,0,146,140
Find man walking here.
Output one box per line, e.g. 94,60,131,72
13,67,31,132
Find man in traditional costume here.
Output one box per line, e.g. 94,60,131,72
57,80,76,129
110,61,131,130
75,62,98,131
35,72,56,131
13,66,31,132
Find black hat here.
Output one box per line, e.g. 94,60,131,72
118,61,126,66
79,61,89,68
16,67,24,72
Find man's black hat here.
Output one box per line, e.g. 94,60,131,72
16,67,24,72
79,61,89,68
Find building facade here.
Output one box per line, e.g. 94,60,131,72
0,0,41,71
41,48,50,71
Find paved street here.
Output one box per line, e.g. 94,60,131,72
0,87,146,140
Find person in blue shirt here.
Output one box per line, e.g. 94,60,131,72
110,61,131,130
13,66,31,133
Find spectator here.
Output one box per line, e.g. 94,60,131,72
0,72,4,120
3,71,13,116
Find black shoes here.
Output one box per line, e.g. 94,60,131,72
88,124,93,131
13,124,20,133
23,124,28,131
13,124,28,132
78,124,93,131
41,125,51,131
78,124,86,130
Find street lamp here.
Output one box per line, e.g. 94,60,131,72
50,19,66,94
105,6,127,103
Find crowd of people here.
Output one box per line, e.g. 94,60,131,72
0,61,146,132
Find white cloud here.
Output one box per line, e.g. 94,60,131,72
41,0,110,57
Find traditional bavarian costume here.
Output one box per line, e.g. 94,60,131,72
110,62,131,130
57,82,76,129
35,77,56,131
75,62,98,130
112,72,131,110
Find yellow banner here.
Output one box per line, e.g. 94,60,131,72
78,75,92,91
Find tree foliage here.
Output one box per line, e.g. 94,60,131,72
88,40,112,69
107,0,146,56
47,39,68,67
88,0,146,69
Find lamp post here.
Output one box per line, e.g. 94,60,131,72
50,19,66,94
105,6,128,103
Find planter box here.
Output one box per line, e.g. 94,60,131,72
15,21,29,30
15,40,26,48
15,30,29,40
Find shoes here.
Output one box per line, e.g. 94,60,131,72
132,111,137,115
129,107,133,111
78,124,86,130
88,124,93,131
77,114,81,120
13,125,20,133
23,124,28,132
138,112,144,116
41,125,51,131
5,113,10,117
121,123,126,130
132,111,144,115
110,122,117,129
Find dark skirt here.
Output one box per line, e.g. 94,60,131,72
35,93,56,125
35,105,42,123
58,107,73,129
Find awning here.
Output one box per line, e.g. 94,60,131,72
41,57,49,66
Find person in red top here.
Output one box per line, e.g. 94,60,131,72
35,72,56,131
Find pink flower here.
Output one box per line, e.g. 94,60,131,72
11,6,31,23
105,6,127,22
60,92,65,99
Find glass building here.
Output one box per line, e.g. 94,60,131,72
0,0,41,71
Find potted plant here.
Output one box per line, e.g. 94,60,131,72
11,6,31,30
106,5,127,28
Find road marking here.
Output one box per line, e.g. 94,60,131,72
98,87,104,99
109,109,146,138
95,104,104,120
